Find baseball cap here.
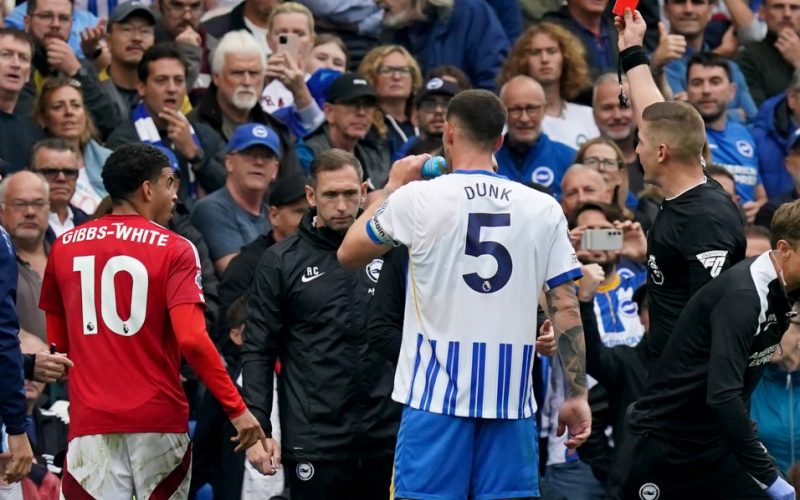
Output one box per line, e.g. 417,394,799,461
227,123,281,158
415,77,460,107
108,1,156,30
325,73,377,105
152,145,180,173
267,174,308,207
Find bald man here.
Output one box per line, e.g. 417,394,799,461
560,164,611,217
495,75,576,198
0,172,51,342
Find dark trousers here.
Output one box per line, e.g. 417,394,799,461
621,433,769,500
283,455,394,500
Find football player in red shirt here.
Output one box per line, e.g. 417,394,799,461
40,144,279,499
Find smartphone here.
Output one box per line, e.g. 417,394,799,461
276,33,301,62
582,229,624,251
612,0,639,16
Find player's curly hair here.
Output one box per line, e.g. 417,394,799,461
102,144,171,204
499,23,591,101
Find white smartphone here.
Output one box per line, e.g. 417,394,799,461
276,33,301,62
581,229,624,251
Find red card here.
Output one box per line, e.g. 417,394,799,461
612,0,639,16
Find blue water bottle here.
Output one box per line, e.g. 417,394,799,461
421,156,447,178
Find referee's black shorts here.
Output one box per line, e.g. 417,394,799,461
621,432,769,499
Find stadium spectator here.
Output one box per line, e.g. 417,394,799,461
752,69,800,199
98,1,157,121
500,22,599,149
295,73,391,189
105,43,226,207
745,224,774,257
34,76,111,214
0,172,49,343
39,143,268,498
0,224,34,487
306,33,348,74
5,1,100,59
190,123,281,274
394,76,459,160
243,149,399,499
189,30,301,176
756,133,800,227
736,0,800,105
202,0,280,59
751,306,800,475
28,138,89,243
0,28,44,175
495,75,576,198
592,73,644,194
653,0,757,122
685,52,767,223
154,0,207,91
560,163,611,217
574,137,635,217
427,64,472,90
543,0,619,76
380,0,509,91
706,163,740,203
19,0,120,140
357,45,423,157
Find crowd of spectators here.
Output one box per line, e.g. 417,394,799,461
1,0,800,498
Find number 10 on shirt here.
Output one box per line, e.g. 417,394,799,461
73,255,150,337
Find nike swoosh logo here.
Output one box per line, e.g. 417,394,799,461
301,272,325,283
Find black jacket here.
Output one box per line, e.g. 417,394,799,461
187,84,302,178
241,209,399,461
45,205,91,244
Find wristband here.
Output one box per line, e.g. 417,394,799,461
620,45,649,73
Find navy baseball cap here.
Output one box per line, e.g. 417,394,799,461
325,73,377,105
108,1,156,30
227,123,281,158
267,174,307,207
415,77,460,107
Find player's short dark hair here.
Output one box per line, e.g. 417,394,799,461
0,27,34,54
686,51,732,83
29,137,76,168
308,149,363,188
568,201,624,229
137,43,186,83
771,200,800,248
446,90,507,151
102,144,171,204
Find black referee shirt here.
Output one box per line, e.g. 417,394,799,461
629,252,800,486
642,177,746,360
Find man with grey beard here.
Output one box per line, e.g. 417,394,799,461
189,30,301,177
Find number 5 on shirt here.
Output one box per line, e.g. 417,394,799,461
73,255,149,336
463,213,513,294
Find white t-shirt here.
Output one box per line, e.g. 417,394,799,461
243,17,271,60
541,102,600,149
369,170,581,419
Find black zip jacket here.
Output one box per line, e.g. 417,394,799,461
241,209,400,461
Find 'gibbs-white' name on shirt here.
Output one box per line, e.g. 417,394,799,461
368,170,581,420
60,223,171,247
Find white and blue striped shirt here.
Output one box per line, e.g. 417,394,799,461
369,170,581,419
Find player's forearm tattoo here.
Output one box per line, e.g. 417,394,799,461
545,284,588,398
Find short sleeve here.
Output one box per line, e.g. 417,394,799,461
39,243,65,316
190,198,251,262
367,184,417,247
680,211,743,293
167,239,206,308
544,210,582,290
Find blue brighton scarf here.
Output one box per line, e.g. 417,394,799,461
132,101,200,199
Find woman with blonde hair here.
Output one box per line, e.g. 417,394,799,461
357,45,423,156
574,136,636,219
501,23,598,149
35,77,112,215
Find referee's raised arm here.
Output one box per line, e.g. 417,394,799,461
614,8,665,128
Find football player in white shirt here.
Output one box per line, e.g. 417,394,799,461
339,90,591,500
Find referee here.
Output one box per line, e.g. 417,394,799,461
622,201,800,499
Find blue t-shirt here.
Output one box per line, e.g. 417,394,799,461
494,133,576,199
707,121,762,202
189,187,270,262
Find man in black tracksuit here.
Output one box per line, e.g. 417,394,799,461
622,201,800,500
241,149,399,500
